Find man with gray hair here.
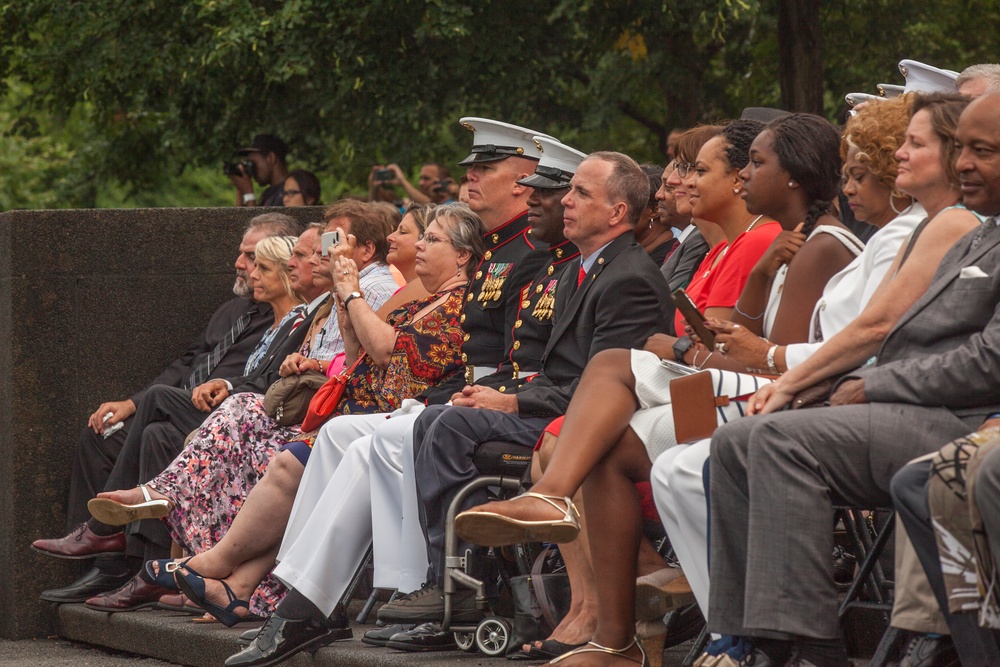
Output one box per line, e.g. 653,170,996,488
957,63,1000,98
380,151,673,651
33,212,302,602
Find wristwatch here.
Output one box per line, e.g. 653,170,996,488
241,192,256,204
343,291,363,308
672,336,694,364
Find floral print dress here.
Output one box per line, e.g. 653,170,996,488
145,286,466,615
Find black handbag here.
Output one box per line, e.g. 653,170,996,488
507,547,572,655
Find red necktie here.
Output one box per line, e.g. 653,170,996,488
577,266,586,287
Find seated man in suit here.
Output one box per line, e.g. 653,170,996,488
890,90,1000,667
380,151,674,651
32,212,301,602
707,92,1000,667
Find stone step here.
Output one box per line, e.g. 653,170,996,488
56,602,701,667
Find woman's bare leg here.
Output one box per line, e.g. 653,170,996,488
569,427,652,665
524,436,598,651
150,450,304,581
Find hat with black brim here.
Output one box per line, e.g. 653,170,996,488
517,136,587,189
458,117,555,166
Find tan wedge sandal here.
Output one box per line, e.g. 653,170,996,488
455,492,581,546
88,484,171,526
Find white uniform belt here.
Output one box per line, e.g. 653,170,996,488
472,366,534,381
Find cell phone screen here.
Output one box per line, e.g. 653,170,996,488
670,288,716,348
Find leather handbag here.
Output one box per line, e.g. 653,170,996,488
263,370,328,426
670,370,772,444
508,547,571,655
300,353,365,432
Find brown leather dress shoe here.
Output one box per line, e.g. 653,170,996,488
31,523,126,559
84,573,171,612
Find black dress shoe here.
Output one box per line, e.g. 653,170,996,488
900,633,958,667
361,623,416,647
237,627,261,647
39,566,134,603
224,614,352,667
385,622,457,652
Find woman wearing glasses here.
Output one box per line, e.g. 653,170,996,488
89,204,481,628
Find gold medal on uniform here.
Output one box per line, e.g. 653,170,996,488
479,262,512,302
532,279,558,320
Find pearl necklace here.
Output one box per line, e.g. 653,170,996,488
702,215,765,278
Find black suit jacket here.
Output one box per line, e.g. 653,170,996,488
230,296,330,396
129,297,272,406
516,233,674,418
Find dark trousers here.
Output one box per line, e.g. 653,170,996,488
891,460,1000,666
101,385,210,558
67,419,131,530
412,405,550,585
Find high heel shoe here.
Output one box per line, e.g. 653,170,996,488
549,637,649,667
173,565,249,627
455,492,580,547
88,484,171,526
144,557,191,591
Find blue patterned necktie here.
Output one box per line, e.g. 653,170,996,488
971,216,998,250
185,305,257,389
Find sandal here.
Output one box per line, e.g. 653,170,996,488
144,557,191,591
173,565,249,628
455,492,580,547
549,637,648,667
88,484,171,526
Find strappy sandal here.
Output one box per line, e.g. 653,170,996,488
173,565,249,628
88,484,171,526
549,637,648,667
455,492,581,547
144,557,192,591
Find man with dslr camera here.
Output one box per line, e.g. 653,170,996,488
368,162,454,205
226,134,290,207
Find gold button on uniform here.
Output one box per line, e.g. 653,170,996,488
475,271,483,279
463,333,471,342
536,284,544,293
555,248,563,258
461,353,468,362
522,300,530,308
499,386,506,392
467,293,474,302
513,341,521,350
547,266,554,275
515,320,522,328
484,251,492,260
492,233,499,243
460,314,466,323
512,362,520,372
597,257,605,265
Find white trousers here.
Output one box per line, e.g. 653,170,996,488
651,438,712,617
272,406,429,614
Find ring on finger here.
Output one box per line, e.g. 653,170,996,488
716,342,727,354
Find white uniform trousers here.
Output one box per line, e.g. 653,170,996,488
652,438,712,616
273,431,375,616
369,411,430,592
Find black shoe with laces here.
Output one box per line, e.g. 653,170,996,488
375,583,481,623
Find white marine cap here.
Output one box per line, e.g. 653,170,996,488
899,59,959,93
845,92,881,107
877,83,905,98
517,137,587,189
457,117,557,166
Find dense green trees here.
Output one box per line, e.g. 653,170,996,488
2,0,999,210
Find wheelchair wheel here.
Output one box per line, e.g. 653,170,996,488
474,617,512,657
454,631,476,652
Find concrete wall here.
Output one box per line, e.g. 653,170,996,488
0,206,323,639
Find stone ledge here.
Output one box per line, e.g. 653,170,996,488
55,603,701,667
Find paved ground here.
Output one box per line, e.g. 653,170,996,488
0,638,178,666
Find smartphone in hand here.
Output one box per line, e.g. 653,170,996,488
670,288,716,348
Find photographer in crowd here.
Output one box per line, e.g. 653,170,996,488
227,134,291,207
369,162,453,205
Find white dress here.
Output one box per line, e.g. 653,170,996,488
629,224,866,461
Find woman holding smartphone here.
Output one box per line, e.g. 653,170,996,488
452,114,862,667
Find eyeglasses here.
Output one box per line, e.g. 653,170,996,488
418,232,454,246
283,189,302,197
673,161,695,178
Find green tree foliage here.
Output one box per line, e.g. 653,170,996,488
2,0,999,210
